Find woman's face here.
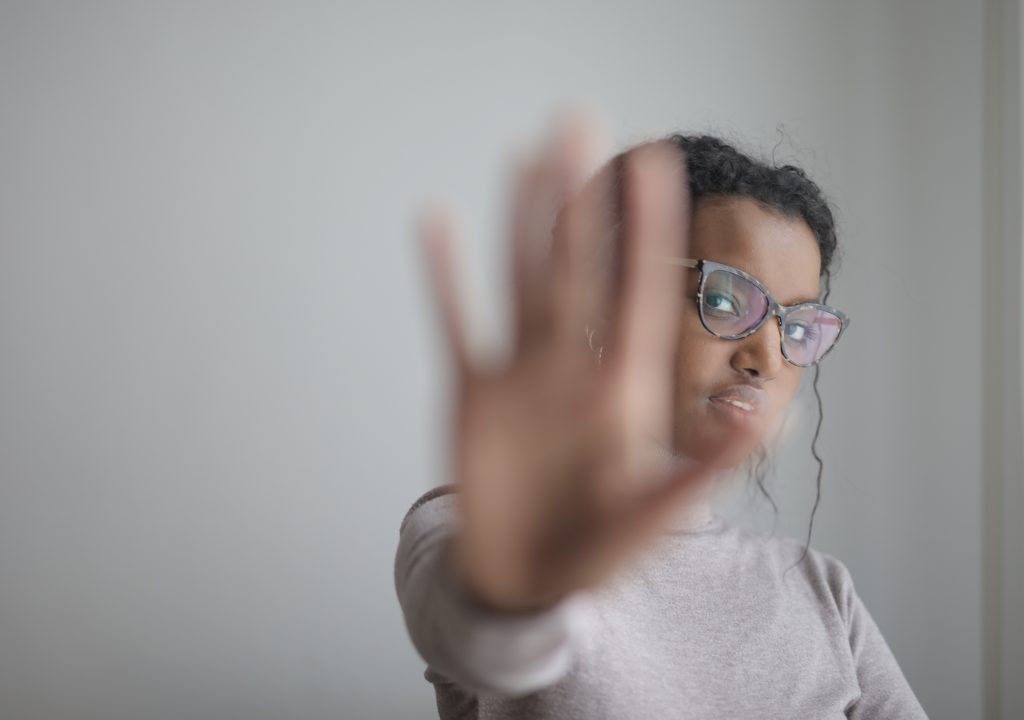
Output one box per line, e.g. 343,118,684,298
672,196,822,468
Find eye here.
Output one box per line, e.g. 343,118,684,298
704,291,741,317
784,321,819,345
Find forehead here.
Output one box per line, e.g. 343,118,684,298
688,196,822,305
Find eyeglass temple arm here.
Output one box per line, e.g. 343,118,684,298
662,257,700,268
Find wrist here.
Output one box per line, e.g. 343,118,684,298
446,540,562,617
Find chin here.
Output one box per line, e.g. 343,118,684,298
674,415,765,469
711,440,761,470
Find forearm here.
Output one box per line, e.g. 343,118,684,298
393,495,588,696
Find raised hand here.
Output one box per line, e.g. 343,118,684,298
420,116,748,614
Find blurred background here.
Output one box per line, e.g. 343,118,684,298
1,1,1022,719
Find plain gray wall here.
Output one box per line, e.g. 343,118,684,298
0,2,984,719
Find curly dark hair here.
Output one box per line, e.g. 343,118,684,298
669,134,838,276
668,134,840,566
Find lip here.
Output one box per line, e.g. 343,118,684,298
707,384,767,421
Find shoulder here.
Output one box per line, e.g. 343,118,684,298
728,525,859,623
398,483,460,536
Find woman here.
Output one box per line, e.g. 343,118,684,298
394,119,928,719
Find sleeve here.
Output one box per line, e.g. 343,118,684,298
392,486,592,697
837,563,930,720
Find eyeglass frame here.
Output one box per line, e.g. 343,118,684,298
663,257,850,367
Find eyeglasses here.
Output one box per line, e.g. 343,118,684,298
664,257,849,367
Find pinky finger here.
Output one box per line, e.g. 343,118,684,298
419,208,474,378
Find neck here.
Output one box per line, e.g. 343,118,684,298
662,496,715,533
638,429,721,534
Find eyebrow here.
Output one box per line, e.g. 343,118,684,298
780,292,823,307
666,256,824,307
774,270,824,306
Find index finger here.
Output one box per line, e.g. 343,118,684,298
607,141,691,444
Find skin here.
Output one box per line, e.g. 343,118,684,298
672,196,823,468
566,165,823,470
423,121,824,614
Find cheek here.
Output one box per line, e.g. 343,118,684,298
671,313,732,455
770,370,803,411
673,324,728,401
673,302,728,383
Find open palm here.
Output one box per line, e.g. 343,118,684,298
421,119,747,614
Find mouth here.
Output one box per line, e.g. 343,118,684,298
707,384,766,425
713,398,755,412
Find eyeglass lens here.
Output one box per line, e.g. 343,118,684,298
701,268,842,365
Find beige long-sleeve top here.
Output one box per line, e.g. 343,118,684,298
394,485,929,719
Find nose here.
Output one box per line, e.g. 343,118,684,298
729,317,785,380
